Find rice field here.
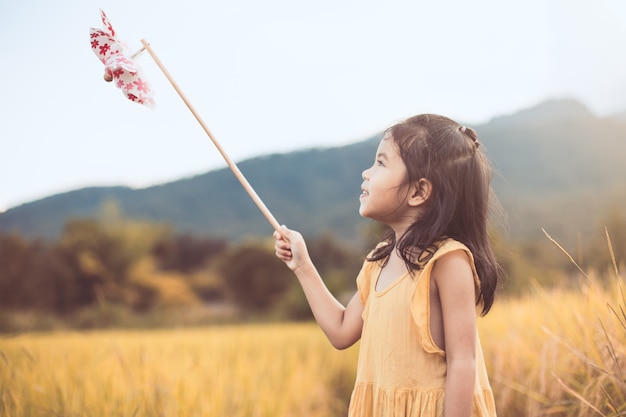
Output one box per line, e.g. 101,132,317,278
0,324,357,417
1,274,624,417
482,272,626,416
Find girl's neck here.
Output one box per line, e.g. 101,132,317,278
389,223,409,241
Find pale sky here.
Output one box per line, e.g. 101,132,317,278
1,0,626,211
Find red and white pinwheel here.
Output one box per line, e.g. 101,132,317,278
89,9,155,108
88,10,281,232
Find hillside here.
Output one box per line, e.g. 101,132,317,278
1,98,625,247
0,138,379,244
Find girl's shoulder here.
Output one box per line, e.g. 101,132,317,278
430,238,480,292
429,239,476,271
434,238,472,256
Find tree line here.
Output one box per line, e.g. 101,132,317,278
0,213,364,330
1,205,624,331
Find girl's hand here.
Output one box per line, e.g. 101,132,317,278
273,225,310,272
274,225,364,349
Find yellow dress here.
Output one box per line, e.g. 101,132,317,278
348,239,497,417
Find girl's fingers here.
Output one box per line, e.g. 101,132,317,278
274,237,290,251
274,227,293,261
275,248,292,261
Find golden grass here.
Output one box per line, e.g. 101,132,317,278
480,228,626,417
1,278,624,416
0,324,358,417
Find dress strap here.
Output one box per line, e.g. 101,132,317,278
356,258,380,307
410,239,480,355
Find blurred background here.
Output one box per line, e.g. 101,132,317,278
1,2,626,415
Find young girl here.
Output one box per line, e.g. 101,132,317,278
274,114,500,417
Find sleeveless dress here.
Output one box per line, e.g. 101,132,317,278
348,239,497,417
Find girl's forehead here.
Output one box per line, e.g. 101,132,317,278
377,134,398,154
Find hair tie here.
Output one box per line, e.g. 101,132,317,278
459,125,480,148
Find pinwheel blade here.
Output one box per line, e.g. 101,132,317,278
89,10,155,108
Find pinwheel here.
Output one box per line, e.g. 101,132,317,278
89,10,280,231
90,9,155,108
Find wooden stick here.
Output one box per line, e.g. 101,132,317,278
130,46,146,59
140,39,281,232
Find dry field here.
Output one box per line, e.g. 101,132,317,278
1,274,624,416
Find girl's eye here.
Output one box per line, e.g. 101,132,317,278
376,159,384,166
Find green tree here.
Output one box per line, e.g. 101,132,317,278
152,234,228,273
54,217,168,311
0,233,68,311
55,219,132,310
306,232,363,296
217,241,292,313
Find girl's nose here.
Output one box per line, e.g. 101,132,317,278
362,168,370,180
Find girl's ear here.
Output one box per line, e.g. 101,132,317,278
408,178,432,206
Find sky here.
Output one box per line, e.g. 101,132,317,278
1,0,626,211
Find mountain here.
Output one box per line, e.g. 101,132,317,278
2,98,625,247
480,99,626,245
0,137,379,243
483,99,626,196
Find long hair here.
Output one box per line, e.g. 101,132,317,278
367,114,501,315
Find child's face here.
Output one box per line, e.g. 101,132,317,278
359,134,412,226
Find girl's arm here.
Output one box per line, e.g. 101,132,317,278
432,250,478,417
274,225,363,349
